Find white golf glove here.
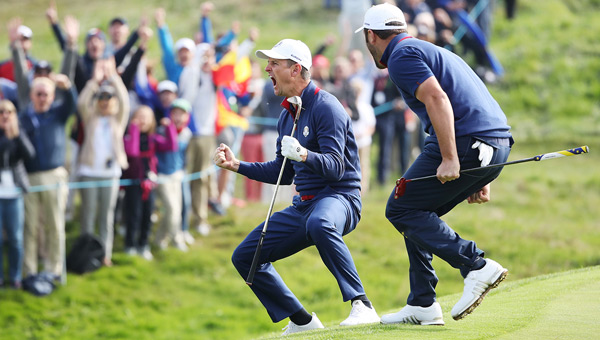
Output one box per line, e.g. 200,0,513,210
281,135,307,162
472,140,494,167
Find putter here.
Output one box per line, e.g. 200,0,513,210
394,145,590,198
246,96,302,286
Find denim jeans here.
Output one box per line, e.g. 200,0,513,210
0,196,24,284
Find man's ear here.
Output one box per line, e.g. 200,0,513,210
367,30,376,45
291,63,302,77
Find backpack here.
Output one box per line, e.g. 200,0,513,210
66,233,105,274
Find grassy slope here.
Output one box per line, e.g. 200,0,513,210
0,0,599,339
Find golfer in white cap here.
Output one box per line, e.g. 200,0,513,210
214,38,380,335
356,2,513,325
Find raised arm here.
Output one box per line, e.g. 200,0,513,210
119,25,152,89
199,2,215,43
8,18,31,108
46,0,67,51
155,8,179,83
105,58,130,130
60,15,80,83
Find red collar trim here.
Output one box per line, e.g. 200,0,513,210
280,87,320,118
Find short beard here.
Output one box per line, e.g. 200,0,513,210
367,43,387,69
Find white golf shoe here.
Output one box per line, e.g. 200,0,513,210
380,302,445,325
451,258,508,320
281,312,324,335
340,300,381,326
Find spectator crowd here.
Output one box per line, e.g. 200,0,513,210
0,0,507,292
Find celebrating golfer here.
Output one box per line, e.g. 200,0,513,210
356,4,513,325
214,39,379,335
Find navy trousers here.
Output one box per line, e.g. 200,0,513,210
232,187,365,322
385,136,511,307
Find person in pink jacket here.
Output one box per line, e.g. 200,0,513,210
122,105,176,260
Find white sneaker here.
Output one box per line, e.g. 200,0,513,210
380,302,444,325
125,247,137,256
281,312,324,335
182,231,195,245
340,300,380,326
196,223,211,236
175,241,189,252
157,239,169,250
451,258,508,320
139,247,154,261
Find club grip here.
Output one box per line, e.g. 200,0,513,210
534,145,590,161
245,232,266,286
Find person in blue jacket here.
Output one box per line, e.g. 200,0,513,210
19,75,76,281
356,3,513,325
214,39,380,335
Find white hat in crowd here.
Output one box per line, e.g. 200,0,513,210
255,39,312,70
354,3,407,33
18,25,33,39
175,38,196,52
157,80,178,93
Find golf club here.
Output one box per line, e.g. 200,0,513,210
246,96,303,286
394,145,590,198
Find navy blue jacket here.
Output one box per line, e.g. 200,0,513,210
19,88,77,173
238,81,361,197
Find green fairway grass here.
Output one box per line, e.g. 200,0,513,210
258,266,600,339
0,0,599,339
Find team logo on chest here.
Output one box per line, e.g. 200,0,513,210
303,126,309,137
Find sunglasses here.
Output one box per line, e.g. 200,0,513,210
0,109,15,115
98,93,114,100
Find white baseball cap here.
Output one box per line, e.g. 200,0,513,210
157,80,178,93
354,3,407,33
175,38,195,52
18,25,33,39
255,39,312,70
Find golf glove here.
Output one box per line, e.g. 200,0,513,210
281,135,307,162
472,140,494,167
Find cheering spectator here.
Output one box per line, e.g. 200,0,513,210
331,56,360,121
0,100,35,289
0,20,35,82
76,59,129,267
155,99,192,252
154,8,195,84
106,17,130,56
179,43,219,235
122,105,176,260
20,74,76,281
9,15,78,110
